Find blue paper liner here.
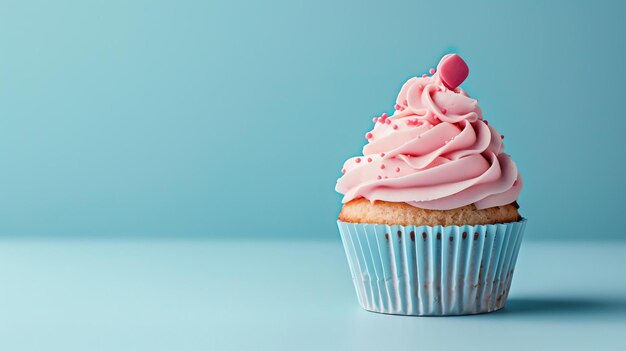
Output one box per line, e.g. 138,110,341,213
337,219,527,316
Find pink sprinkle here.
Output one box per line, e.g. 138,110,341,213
393,124,398,130
342,169,346,174
441,108,447,114
381,113,388,118
377,117,383,123
422,74,428,78
367,157,372,162
407,118,420,126
429,68,435,74
355,158,361,163
366,132,373,139
501,135,504,139
394,104,401,110
377,175,382,180
418,84,424,90
380,164,385,169
372,117,377,123
395,167,400,173
444,140,449,144
380,153,385,157
385,119,391,124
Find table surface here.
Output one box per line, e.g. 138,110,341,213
0,238,624,350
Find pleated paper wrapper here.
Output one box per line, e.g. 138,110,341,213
337,219,527,316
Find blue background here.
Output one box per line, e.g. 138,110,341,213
1,0,625,240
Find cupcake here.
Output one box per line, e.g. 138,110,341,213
335,54,526,316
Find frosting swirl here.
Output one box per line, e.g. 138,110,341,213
335,55,522,210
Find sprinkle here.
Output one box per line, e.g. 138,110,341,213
366,132,373,139
372,117,377,122
367,157,372,162
341,169,346,174
393,124,398,130
429,68,435,74
355,158,361,163
441,108,447,114
381,113,388,118
407,118,420,126
380,153,385,157
377,117,383,123
395,167,400,173
394,104,401,110
377,175,382,180
380,164,385,169
422,74,428,78
501,135,504,139
418,84,424,90
385,119,391,124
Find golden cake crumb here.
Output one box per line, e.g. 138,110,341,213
338,198,520,226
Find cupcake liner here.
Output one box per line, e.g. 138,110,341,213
338,219,527,316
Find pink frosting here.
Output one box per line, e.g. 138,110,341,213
335,55,522,210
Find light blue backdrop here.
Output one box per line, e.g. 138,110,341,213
1,0,624,240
